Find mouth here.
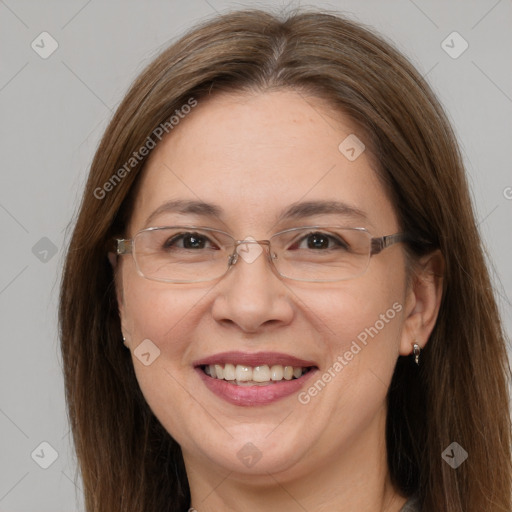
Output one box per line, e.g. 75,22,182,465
193,352,319,406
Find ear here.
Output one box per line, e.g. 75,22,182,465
108,251,130,345
399,250,444,356
108,251,123,306
108,251,117,270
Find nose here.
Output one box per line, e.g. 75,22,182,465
211,239,294,333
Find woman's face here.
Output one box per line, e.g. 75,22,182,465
117,90,414,481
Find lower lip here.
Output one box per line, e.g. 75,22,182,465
195,367,318,406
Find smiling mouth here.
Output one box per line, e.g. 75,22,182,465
201,364,315,386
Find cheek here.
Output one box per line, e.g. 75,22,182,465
122,277,199,361
328,294,404,374
301,270,405,356
121,277,211,440
300,270,406,411
290,285,405,452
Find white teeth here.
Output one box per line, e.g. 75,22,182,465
270,365,284,381
214,364,224,379
235,365,252,382
253,365,271,382
204,363,310,383
293,366,303,379
223,363,236,380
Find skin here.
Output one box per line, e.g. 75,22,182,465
114,90,443,512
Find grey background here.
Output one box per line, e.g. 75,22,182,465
0,0,511,510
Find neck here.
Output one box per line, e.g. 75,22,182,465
184,407,408,512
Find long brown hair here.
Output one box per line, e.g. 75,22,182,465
59,8,511,511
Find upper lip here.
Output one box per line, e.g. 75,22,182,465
193,351,318,368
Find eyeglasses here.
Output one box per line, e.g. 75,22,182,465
115,225,410,283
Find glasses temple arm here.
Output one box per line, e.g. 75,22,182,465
116,239,133,255
370,233,411,255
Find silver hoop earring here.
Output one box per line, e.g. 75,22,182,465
412,343,421,365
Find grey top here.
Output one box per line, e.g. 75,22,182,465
399,495,420,511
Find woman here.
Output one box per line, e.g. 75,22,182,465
59,8,511,512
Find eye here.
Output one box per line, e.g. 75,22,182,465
163,232,219,250
292,231,349,250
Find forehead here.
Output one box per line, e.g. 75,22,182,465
127,90,397,235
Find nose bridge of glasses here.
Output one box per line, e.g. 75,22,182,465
234,238,271,247
228,238,273,267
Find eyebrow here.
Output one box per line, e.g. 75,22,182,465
144,199,369,228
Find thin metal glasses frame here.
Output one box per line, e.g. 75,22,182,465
115,225,410,283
